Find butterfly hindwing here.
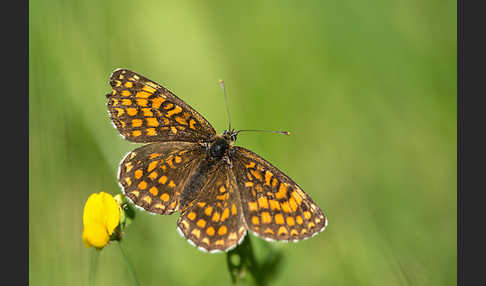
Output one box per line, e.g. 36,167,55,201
106,69,216,143
177,162,247,253
231,146,327,242
118,141,206,215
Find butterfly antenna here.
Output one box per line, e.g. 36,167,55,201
219,79,232,131
237,129,291,136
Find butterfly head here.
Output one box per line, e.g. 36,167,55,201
222,129,238,143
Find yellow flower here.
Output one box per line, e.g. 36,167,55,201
82,192,120,248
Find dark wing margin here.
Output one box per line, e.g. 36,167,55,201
106,68,216,143
231,146,327,242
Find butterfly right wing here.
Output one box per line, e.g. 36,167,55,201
118,141,206,215
231,146,327,242
106,69,216,143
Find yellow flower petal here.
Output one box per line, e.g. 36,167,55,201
82,192,120,248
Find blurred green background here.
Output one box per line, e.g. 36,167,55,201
29,0,456,285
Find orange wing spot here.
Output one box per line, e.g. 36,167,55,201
187,212,196,221
112,98,119,106
146,117,159,127
189,119,196,129
170,200,178,209
250,169,262,181
120,121,126,128
269,200,280,211
166,105,182,117
142,196,152,205
278,226,288,236
147,160,159,172
197,219,206,228
289,197,298,212
252,216,260,225
124,177,132,186
168,180,176,188
245,182,254,187
315,217,321,224
228,232,238,241
142,85,156,94
291,191,303,205
170,126,178,134
276,183,288,199
219,186,226,193
124,162,133,172
301,229,308,235
257,196,269,209
174,156,182,163
255,184,263,193
131,119,142,127
149,186,158,196
204,206,213,216
296,216,304,225
271,178,278,188
151,97,165,109
148,171,158,180
221,208,230,222
248,201,258,212
264,228,274,235
215,240,224,246
175,116,188,125
135,91,151,98
275,213,284,224
141,108,153,117
146,128,157,136
158,175,168,184
201,237,210,245
130,190,139,197
126,108,138,116
231,203,237,215
115,80,121,87
114,108,124,117
121,99,132,106
218,226,228,236
136,98,148,107
206,226,215,236
261,212,272,224
212,211,221,222
308,222,315,229
160,193,170,202
290,229,299,236
264,171,273,186
134,169,143,179
191,228,201,239
138,180,148,190
303,211,312,220
164,103,174,110
160,164,167,171
124,81,133,88
198,202,206,208
144,80,158,89
281,201,291,213
179,219,189,230
245,161,256,168
154,203,165,210
121,90,131,96
286,216,295,226
132,130,142,137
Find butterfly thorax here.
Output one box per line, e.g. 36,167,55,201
209,130,237,160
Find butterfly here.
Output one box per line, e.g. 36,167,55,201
105,69,327,253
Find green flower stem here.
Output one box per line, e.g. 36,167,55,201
89,249,100,286
118,241,140,286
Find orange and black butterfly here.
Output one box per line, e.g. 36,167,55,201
105,69,327,253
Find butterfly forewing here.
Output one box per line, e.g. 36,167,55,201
231,146,327,242
177,163,247,252
118,141,206,215
106,69,216,143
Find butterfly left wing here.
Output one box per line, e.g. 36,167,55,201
106,69,216,143
176,162,247,253
231,146,327,242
